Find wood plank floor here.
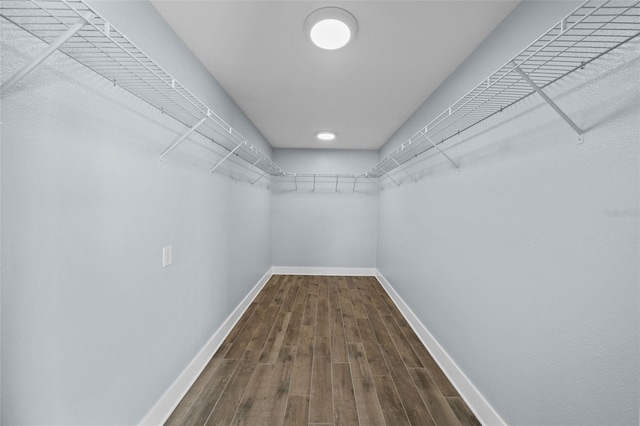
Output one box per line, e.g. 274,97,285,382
165,275,481,426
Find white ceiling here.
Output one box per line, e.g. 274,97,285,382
151,1,519,150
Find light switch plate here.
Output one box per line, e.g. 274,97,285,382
163,246,172,267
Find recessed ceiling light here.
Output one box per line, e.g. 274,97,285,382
316,131,337,141
305,7,357,50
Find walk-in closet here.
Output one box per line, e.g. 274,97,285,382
1,0,638,425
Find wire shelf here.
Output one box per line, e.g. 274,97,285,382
0,0,284,178
2,0,639,186
273,173,378,193
366,0,640,179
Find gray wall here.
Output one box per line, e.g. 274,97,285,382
272,149,378,268
377,2,639,425
1,2,271,424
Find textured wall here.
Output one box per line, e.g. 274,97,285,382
0,2,271,424
272,149,378,268
377,2,640,424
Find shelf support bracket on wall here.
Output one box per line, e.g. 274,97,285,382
160,115,208,162
234,158,261,182
379,165,400,186
294,174,298,191
425,135,460,171
251,169,268,185
513,64,584,143
392,158,417,183
1,13,93,94
335,175,339,192
352,176,358,192
209,141,245,174
313,174,316,192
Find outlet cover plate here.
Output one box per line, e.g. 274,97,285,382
163,246,172,267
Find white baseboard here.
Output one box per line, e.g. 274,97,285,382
139,267,274,425
271,266,376,276
374,270,506,426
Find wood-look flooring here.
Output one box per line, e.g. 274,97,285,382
166,275,481,426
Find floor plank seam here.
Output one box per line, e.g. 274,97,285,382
201,360,241,426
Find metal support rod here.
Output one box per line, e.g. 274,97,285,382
335,175,339,192
1,14,92,94
424,135,460,170
392,158,416,182
380,165,400,186
209,141,245,174
251,170,268,185
160,116,208,162
294,174,298,191
235,158,261,182
352,176,358,192
513,64,584,137
313,174,316,192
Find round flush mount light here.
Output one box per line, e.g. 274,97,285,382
316,130,337,141
305,7,357,50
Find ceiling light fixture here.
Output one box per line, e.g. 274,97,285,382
305,7,357,50
316,131,337,141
